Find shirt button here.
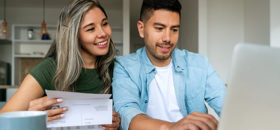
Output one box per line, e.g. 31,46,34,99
145,100,148,103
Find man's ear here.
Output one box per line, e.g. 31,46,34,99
137,20,144,38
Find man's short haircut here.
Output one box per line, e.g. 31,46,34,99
140,0,182,22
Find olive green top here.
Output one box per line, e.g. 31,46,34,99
29,57,113,94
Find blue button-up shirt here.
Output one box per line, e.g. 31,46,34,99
113,47,226,130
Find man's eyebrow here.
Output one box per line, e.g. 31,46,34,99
153,22,166,27
171,25,180,28
153,23,180,28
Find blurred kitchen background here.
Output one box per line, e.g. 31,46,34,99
1,0,280,110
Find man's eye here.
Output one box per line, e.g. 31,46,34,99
172,28,179,32
155,27,163,31
87,27,95,31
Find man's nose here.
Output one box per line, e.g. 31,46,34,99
162,30,171,43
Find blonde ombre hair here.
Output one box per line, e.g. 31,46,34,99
46,0,115,93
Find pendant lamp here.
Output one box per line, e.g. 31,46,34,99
0,0,8,39
41,0,50,40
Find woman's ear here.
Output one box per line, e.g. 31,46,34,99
137,21,144,38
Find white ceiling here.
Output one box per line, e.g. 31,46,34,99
4,0,122,9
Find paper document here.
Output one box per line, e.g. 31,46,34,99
46,90,112,128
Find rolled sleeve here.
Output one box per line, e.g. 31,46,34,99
112,60,144,130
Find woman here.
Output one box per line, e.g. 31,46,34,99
0,0,120,129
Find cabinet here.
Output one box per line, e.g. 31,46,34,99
11,24,56,85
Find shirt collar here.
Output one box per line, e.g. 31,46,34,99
171,48,185,72
140,47,156,74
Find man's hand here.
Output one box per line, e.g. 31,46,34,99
101,110,121,130
28,96,67,121
163,112,218,130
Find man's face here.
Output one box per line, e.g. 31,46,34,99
138,9,180,63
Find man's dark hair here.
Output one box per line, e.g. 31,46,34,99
140,0,182,22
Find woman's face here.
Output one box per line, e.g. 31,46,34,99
79,7,112,59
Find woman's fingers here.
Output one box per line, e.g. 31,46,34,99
28,96,66,122
45,107,68,122
47,113,65,122
46,107,67,117
28,96,63,111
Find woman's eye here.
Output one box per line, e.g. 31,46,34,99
103,22,108,26
87,27,95,32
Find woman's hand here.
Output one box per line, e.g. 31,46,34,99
28,96,68,121
101,110,121,130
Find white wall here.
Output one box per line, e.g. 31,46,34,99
205,0,270,83
270,0,280,47
198,0,208,55
244,0,270,45
207,0,245,83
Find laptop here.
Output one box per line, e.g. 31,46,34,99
218,43,280,130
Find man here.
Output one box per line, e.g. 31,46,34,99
113,0,226,129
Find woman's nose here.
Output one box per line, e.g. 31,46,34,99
96,27,106,38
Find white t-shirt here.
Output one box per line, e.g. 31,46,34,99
146,62,184,122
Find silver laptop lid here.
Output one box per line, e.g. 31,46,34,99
218,43,280,130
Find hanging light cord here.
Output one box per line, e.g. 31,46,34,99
3,0,6,21
43,0,45,22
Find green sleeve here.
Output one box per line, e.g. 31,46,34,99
28,57,57,91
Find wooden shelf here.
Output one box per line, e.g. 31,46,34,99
14,39,53,43
0,85,18,89
14,54,45,58
13,24,57,28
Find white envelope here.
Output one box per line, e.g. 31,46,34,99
46,90,112,128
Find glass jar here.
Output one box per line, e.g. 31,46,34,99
27,28,34,40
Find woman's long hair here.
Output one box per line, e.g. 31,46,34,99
46,0,115,93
